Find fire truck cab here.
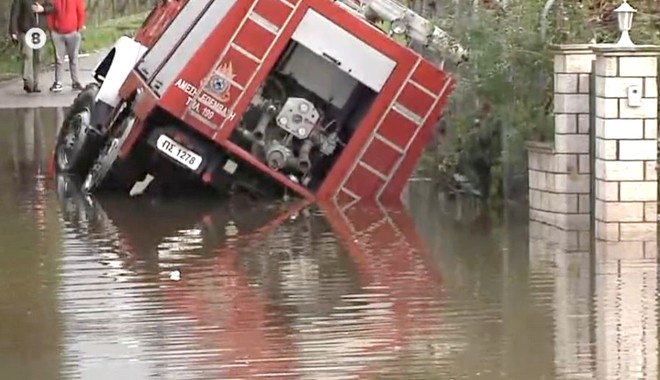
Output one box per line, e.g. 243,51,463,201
53,0,465,204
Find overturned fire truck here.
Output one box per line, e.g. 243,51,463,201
52,0,466,204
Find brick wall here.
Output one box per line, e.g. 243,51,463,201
527,45,594,232
528,142,591,231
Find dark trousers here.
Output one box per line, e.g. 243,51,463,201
18,32,42,86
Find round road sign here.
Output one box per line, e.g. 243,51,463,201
25,27,47,50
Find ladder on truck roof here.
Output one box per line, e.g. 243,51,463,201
335,0,468,65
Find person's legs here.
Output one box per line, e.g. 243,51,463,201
50,31,66,92
64,31,82,89
32,43,42,92
18,33,34,92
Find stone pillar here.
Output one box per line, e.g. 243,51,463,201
527,45,593,235
593,45,660,242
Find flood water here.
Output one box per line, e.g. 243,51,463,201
0,107,658,379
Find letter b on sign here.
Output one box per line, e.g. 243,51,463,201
25,27,47,50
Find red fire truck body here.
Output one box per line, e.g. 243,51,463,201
53,0,464,205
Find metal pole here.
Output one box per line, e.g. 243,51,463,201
540,0,556,42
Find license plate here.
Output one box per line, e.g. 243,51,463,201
156,135,203,171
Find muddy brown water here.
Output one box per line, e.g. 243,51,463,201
0,108,657,379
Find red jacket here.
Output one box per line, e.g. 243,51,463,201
46,0,85,34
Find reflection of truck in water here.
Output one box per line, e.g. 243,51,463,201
54,173,446,378
52,0,465,203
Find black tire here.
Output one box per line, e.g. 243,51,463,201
55,173,94,231
82,114,137,193
54,82,102,176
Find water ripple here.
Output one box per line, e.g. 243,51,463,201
0,109,659,379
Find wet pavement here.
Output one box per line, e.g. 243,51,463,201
0,107,658,380
0,51,105,109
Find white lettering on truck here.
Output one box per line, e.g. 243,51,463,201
176,78,197,97
174,78,237,122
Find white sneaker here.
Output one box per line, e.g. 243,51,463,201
49,82,63,93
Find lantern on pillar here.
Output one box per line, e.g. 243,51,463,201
614,0,637,46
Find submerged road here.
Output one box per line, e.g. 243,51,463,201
0,51,106,109
0,78,658,378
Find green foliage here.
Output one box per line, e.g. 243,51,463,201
79,11,147,52
428,0,660,203
0,12,147,79
430,0,555,202
0,0,153,79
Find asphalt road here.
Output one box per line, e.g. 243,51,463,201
0,51,106,109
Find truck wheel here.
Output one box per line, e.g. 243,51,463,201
55,173,107,234
54,83,101,176
82,115,137,193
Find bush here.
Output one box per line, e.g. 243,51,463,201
425,0,659,203
426,1,553,202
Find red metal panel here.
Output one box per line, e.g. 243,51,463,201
149,0,455,204
360,139,401,177
119,119,147,158
376,110,417,149
411,59,448,94
134,0,186,48
343,164,385,200
395,82,434,119
133,90,158,120
219,47,260,88
253,0,292,28
335,189,358,208
379,81,455,203
118,71,143,100
157,0,253,122
179,6,276,132
233,19,275,60
181,112,218,136
185,98,231,130
198,84,242,112
214,2,303,140
314,5,418,199
116,75,158,157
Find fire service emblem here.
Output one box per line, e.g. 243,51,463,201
205,62,235,103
